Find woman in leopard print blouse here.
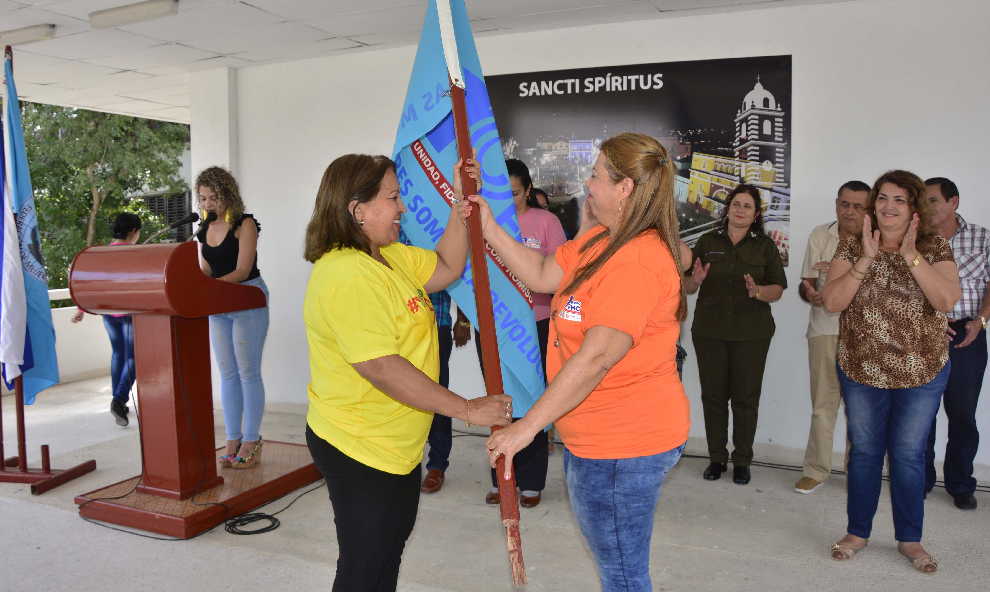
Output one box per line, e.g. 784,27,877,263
822,170,960,574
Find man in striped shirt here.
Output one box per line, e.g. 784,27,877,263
924,177,987,510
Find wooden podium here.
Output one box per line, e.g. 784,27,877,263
69,242,319,538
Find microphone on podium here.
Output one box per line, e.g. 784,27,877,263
142,212,201,244
169,211,201,229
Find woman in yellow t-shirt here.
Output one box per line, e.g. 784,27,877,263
474,133,690,591
302,153,511,592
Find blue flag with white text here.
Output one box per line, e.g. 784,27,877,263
393,0,544,415
2,54,59,404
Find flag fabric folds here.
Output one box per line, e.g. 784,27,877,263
392,0,544,415
2,51,59,403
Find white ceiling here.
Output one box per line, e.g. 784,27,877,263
1,0,846,124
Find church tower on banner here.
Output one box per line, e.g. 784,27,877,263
733,76,787,187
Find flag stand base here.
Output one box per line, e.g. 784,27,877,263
0,377,97,494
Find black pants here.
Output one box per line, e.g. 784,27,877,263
536,317,550,378
925,321,986,496
693,335,772,466
306,426,421,592
475,328,551,491
425,326,454,471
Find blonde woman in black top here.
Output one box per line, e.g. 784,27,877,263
195,166,268,469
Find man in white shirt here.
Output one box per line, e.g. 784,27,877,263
794,181,870,494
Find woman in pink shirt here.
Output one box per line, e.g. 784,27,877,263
480,159,567,508
71,212,142,427
508,159,568,371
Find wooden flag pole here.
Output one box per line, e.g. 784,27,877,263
449,82,527,585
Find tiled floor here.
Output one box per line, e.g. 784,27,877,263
2,377,987,591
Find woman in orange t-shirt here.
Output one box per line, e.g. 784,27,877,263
472,133,690,592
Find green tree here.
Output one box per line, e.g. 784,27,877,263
17,102,189,288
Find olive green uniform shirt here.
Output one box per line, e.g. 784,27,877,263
690,230,787,341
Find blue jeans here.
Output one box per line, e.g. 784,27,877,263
926,322,985,496
839,362,948,542
102,315,135,403
209,277,269,442
564,444,684,592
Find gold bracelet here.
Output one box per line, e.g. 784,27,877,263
849,268,865,280
464,398,473,427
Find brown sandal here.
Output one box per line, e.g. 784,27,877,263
830,539,867,561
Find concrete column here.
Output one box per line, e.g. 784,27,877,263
190,68,239,184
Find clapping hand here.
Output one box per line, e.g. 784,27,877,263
900,213,920,261
862,214,880,259
802,278,824,307
744,274,760,299
691,257,711,284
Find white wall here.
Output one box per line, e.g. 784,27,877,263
51,306,112,384
193,0,990,475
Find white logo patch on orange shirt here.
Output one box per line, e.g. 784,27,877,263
558,296,583,322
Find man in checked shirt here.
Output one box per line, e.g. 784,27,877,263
923,177,986,510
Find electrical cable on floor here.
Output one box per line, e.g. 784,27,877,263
223,480,326,535
81,478,327,540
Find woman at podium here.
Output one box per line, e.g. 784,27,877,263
194,166,269,470
302,154,511,591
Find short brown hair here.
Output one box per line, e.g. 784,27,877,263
304,154,395,262
720,184,764,236
868,169,937,245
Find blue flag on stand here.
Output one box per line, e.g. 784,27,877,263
393,0,544,415
2,51,59,404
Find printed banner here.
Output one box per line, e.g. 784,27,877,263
486,55,793,264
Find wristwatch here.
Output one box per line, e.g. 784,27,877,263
979,315,987,329
910,254,921,267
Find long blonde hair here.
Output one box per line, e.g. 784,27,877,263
562,133,686,320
